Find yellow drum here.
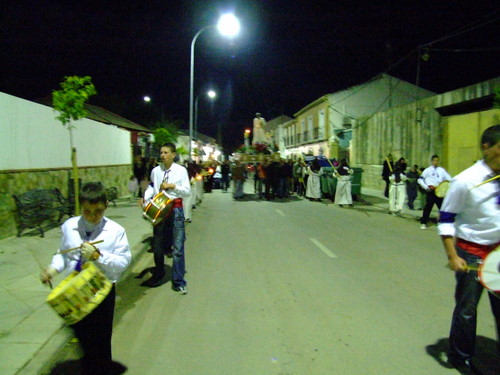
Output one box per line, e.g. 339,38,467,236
435,180,450,198
46,262,112,325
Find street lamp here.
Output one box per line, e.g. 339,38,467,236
244,129,251,148
189,14,240,160
194,90,217,138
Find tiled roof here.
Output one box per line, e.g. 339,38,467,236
36,97,152,133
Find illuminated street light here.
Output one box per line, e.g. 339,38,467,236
189,14,240,160
194,89,218,138
143,96,151,103
244,128,251,148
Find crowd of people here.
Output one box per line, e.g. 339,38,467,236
382,153,456,229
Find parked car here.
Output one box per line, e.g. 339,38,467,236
212,172,222,189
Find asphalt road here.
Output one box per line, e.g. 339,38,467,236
43,188,500,375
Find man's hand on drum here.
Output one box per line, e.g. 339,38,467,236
40,266,57,284
81,242,100,261
448,255,468,272
160,182,176,191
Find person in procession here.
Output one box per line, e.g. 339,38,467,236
381,153,394,198
40,182,131,375
438,125,500,374
418,154,452,229
141,143,191,292
305,158,323,202
334,158,353,207
388,161,408,215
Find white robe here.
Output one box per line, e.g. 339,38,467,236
335,175,352,205
306,167,322,199
252,116,267,144
389,173,407,212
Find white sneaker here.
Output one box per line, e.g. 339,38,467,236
420,224,427,230
176,286,187,295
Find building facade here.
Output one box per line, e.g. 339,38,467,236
282,74,434,161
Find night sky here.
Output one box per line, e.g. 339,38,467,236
1,0,499,151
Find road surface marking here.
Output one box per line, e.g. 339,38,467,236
310,238,337,258
275,209,285,217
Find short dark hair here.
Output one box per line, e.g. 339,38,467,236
161,142,176,153
481,124,500,148
79,182,107,205
431,154,439,160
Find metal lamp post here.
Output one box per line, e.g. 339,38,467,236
188,14,240,160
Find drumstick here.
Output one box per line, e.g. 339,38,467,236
33,253,53,289
469,175,500,190
60,240,104,254
385,157,393,173
465,265,499,275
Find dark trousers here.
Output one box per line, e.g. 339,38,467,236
383,177,390,198
72,285,116,375
420,191,443,224
449,248,500,360
407,185,417,209
221,175,230,191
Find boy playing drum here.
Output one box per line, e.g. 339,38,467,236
40,182,131,375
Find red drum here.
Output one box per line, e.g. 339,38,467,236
143,192,174,225
478,248,500,297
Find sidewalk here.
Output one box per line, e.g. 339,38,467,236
0,198,152,375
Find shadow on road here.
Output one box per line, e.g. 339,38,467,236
426,336,500,375
45,359,127,375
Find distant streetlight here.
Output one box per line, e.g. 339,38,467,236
189,14,240,160
143,96,151,103
244,129,251,148
194,90,217,138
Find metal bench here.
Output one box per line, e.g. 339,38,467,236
105,187,118,207
12,188,72,237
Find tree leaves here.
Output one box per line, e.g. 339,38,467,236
52,76,97,126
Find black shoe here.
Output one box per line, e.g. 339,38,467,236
141,275,166,288
448,357,483,375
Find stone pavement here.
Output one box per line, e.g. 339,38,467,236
0,198,152,375
0,188,434,375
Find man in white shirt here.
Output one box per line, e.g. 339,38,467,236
141,143,191,293
418,154,452,229
438,125,500,374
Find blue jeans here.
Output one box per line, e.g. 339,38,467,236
449,247,500,360
153,206,186,287
233,180,244,198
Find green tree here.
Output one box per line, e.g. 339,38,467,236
52,75,97,214
151,118,183,146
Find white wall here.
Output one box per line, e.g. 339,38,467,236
0,92,131,170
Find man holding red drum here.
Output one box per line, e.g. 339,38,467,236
141,142,191,292
438,125,500,374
